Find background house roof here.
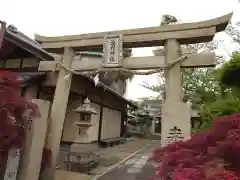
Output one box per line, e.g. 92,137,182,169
0,25,54,60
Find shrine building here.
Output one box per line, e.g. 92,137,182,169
0,24,137,145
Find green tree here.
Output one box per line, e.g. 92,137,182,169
139,14,240,132
98,48,134,96
160,14,178,26
141,14,224,109
195,52,240,132
227,22,240,45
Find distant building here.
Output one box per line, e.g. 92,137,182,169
135,99,200,134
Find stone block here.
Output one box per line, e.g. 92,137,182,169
161,102,191,146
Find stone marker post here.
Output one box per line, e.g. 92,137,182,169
161,39,191,146
4,149,21,180
18,99,50,180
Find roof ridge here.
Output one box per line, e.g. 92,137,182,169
4,25,54,60
7,25,42,48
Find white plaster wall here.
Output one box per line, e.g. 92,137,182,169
101,107,121,139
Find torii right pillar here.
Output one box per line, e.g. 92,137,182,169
161,39,191,146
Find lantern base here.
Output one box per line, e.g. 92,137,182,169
75,122,92,143
75,133,90,143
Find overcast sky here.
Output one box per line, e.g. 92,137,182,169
0,0,239,100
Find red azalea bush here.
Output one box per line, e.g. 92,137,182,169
0,71,39,148
0,71,51,168
0,71,40,167
150,114,240,180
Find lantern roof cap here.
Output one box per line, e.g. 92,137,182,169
76,97,97,114
75,122,92,128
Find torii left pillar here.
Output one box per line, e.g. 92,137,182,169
40,47,75,180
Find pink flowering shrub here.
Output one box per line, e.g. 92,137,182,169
150,114,240,180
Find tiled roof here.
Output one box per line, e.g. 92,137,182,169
7,25,42,48
3,25,54,61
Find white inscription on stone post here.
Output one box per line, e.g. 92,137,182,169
4,148,21,180
103,35,123,68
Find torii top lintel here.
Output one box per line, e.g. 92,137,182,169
35,13,233,53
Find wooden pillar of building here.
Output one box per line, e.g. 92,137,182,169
97,92,104,143
120,111,126,137
40,47,75,180
151,116,156,134
161,39,191,146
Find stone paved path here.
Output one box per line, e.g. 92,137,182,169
96,140,160,180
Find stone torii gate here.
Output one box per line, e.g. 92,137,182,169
35,13,232,179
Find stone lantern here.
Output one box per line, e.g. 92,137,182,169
136,106,152,135
75,97,97,143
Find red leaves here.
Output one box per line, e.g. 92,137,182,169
172,166,205,180
0,71,40,165
0,71,52,169
42,148,52,168
206,170,240,180
151,114,240,180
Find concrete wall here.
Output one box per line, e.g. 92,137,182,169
101,107,122,139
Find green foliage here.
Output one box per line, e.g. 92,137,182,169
183,67,222,107
226,21,240,46
195,90,240,133
97,48,134,95
201,95,240,122
192,120,212,133
219,53,240,87
160,14,178,26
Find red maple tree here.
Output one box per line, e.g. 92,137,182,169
150,114,240,180
0,71,52,169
